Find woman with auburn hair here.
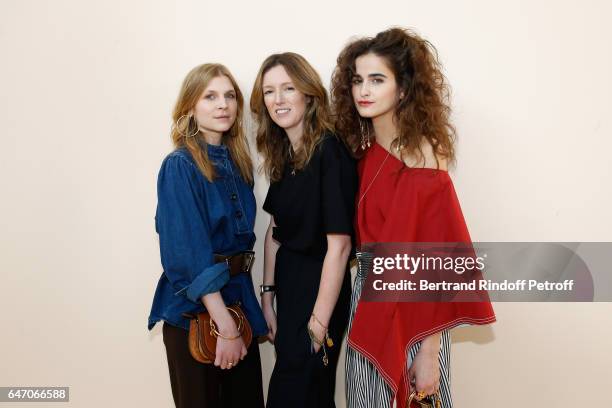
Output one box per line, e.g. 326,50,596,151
330,28,496,408
250,52,357,407
148,63,267,408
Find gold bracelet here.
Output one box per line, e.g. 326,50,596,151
311,313,328,330
307,326,330,366
212,329,241,340
210,308,244,340
307,326,324,345
308,322,335,348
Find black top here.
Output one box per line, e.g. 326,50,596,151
263,133,358,260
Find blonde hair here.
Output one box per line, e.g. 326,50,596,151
250,53,333,182
171,63,253,184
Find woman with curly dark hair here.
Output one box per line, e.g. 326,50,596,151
251,52,357,407
330,28,496,408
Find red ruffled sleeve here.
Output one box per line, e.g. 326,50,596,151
348,168,496,408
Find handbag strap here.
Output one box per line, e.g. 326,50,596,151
209,306,245,339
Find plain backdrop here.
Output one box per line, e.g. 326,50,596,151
1,0,611,406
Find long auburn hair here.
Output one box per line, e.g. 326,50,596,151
331,27,456,167
171,63,253,184
250,52,334,182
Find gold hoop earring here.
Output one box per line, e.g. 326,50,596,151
359,118,371,150
176,114,199,138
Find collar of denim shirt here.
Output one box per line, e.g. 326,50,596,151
207,143,229,158
196,138,229,159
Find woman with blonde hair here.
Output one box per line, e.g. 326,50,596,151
148,63,267,408
331,28,496,408
251,52,357,407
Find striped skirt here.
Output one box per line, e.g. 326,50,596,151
345,252,453,408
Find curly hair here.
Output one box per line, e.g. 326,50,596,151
250,52,333,182
330,27,456,167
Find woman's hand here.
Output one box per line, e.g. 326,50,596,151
214,318,247,369
408,333,441,397
262,295,277,343
200,292,247,369
307,315,327,353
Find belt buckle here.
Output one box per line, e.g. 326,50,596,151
243,251,255,273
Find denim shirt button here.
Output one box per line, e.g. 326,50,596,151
235,210,243,218
231,193,238,201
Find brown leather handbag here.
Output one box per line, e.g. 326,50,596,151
181,251,255,363
183,304,252,364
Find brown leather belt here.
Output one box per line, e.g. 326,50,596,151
214,251,255,277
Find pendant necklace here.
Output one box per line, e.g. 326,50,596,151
288,145,297,176
357,149,391,209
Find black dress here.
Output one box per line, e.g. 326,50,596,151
263,133,357,408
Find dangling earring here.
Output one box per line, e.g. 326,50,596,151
175,114,199,138
395,134,404,153
359,118,371,150
395,92,406,153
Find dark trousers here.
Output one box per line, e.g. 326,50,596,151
163,322,265,408
265,247,351,407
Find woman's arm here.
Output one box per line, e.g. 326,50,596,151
409,332,442,396
308,233,352,351
157,155,230,303
261,216,280,342
308,137,356,350
402,142,445,395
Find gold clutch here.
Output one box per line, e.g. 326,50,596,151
407,390,441,408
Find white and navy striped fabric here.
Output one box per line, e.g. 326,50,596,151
346,251,453,408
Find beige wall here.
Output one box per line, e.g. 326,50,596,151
1,0,611,406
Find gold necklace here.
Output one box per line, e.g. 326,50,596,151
288,147,296,176
357,150,390,209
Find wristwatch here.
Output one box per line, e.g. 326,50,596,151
260,284,276,295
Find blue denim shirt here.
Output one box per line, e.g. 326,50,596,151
148,143,267,336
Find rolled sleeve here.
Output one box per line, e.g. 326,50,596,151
156,153,227,304
183,262,229,303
